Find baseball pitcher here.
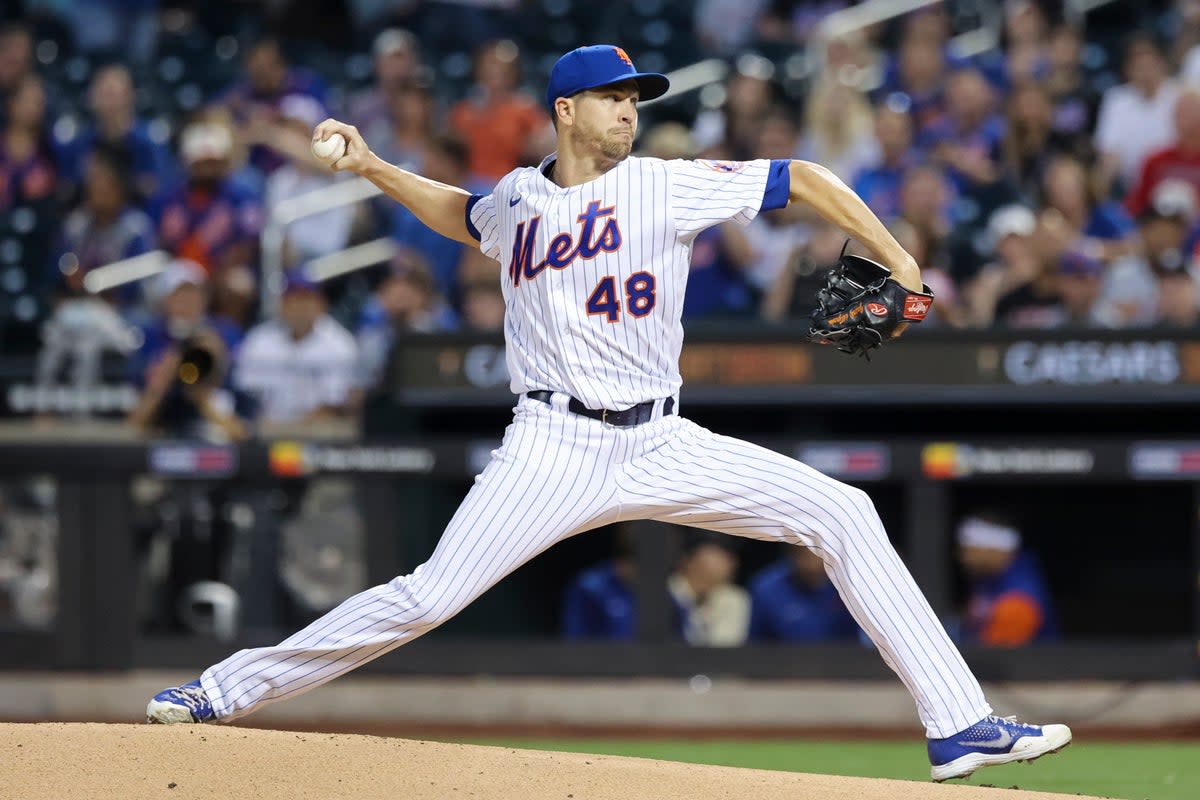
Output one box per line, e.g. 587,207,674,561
148,45,1071,782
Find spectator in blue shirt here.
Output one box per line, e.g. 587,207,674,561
561,531,750,644
58,64,177,208
387,134,471,308
748,544,859,642
156,120,264,328
561,560,636,640
55,147,156,309
854,102,919,222
561,535,637,640
918,67,1007,199
214,37,328,176
683,224,757,319
355,250,456,391
1039,154,1136,266
876,25,958,137
129,258,242,381
956,513,1058,647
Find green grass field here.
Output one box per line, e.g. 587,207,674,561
454,738,1198,800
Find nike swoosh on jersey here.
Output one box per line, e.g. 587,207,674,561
957,729,1013,749
509,196,521,206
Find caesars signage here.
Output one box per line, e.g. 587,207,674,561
1002,341,1181,386
404,337,1197,393
3,336,1199,416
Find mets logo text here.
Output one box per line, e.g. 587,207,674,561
509,201,623,286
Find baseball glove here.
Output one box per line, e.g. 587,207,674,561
807,250,935,359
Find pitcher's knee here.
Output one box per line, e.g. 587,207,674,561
804,484,886,550
385,573,456,629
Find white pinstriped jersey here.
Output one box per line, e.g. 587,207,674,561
467,154,790,410
197,159,997,743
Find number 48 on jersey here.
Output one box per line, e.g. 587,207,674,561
586,271,656,322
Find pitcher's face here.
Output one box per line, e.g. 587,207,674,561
564,80,640,161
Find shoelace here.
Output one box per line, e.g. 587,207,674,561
170,685,207,715
986,714,1037,733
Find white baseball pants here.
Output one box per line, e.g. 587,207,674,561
200,393,991,738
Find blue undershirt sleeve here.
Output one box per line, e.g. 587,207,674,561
759,159,791,212
464,194,484,241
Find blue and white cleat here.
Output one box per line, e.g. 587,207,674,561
929,715,1072,781
146,679,216,724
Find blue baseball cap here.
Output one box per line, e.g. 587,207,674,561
1057,249,1103,278
282,267,321,295
545,45,670,111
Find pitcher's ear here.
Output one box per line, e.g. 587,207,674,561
554,97,574,128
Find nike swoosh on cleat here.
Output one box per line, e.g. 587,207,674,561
509,197,520,206
958,729,1014,749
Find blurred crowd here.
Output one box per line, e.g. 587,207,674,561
2,1,1199,437
562,514,1055,648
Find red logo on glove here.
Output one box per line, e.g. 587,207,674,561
866,303,888,316
903,295,932,320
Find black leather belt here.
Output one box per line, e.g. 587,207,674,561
526,390,675,427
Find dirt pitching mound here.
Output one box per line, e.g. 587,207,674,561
1,723,1096,800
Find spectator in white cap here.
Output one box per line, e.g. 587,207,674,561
127,258,247,441
956,512,1057,647
132,259,242,362
963,204,1039,326
157,118,263,329
1098,179,1199,326
344,28,426,138
261,93,358,265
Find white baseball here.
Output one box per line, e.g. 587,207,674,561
311,133,347,164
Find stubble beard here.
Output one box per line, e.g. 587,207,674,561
598,133,633,161
573,122,633,164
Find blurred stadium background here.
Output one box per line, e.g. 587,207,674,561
0,0,1199,797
